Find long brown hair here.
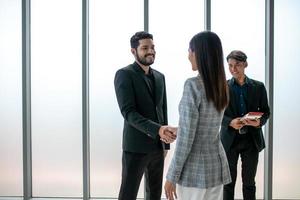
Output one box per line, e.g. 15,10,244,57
189,31,228,112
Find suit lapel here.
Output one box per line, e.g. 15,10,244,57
153,70,165,124
246,78,256,111
152,70,162,105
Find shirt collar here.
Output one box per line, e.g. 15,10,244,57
233,75,249,86
133,61,153,75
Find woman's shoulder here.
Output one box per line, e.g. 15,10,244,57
185,76,200,84
184,76,203,89
182,76,204,99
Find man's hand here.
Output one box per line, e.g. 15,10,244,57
229,117,244,130
241,118,260,127
159,126,177,144
164,180,177,200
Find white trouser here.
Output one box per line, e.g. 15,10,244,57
177,184,223,200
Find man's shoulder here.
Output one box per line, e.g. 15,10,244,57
122,63,135,70
116,64,135,74
247,77,265,87
151,67,164,77
114,65,136,84
226,77,265,87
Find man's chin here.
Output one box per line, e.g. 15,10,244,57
146,59,154,65
139,61,154,66
144,60,154,66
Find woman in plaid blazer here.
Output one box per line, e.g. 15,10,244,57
164,31,231,200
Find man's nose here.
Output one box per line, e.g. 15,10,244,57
148,48,155,54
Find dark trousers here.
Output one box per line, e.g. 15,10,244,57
118,150,164,200
223,134,259,200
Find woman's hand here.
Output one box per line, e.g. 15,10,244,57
164,180,177,200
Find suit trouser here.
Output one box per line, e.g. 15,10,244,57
223,134,259,200
118,150,164,200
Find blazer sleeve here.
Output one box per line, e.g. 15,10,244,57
163,76,168,125
221,84,234,129
222,112,233,130
166,79,199,183
114,69,161,139
222,104,234,131
163,76,170,150
258,83,270,127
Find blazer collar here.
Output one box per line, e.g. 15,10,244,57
153,70,163,104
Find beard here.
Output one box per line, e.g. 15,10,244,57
136,53,155,66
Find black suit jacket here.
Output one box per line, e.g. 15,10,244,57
114,62,169,153
220,77,270,152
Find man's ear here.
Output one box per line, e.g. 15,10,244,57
244,61,248,68
131,48,136,55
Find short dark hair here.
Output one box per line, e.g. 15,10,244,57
130,31,153,49
189,31,228,112
226,50,247,62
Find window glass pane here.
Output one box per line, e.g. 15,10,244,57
212,0,265,199
31,0,82,197
0,0,23,196
89,0,143,198
149,0,204,199
274,0,300,198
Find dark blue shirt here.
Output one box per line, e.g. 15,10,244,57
232,76,250,117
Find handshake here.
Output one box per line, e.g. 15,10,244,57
158,125,177,144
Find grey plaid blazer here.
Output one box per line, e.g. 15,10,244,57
166,75,231,188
